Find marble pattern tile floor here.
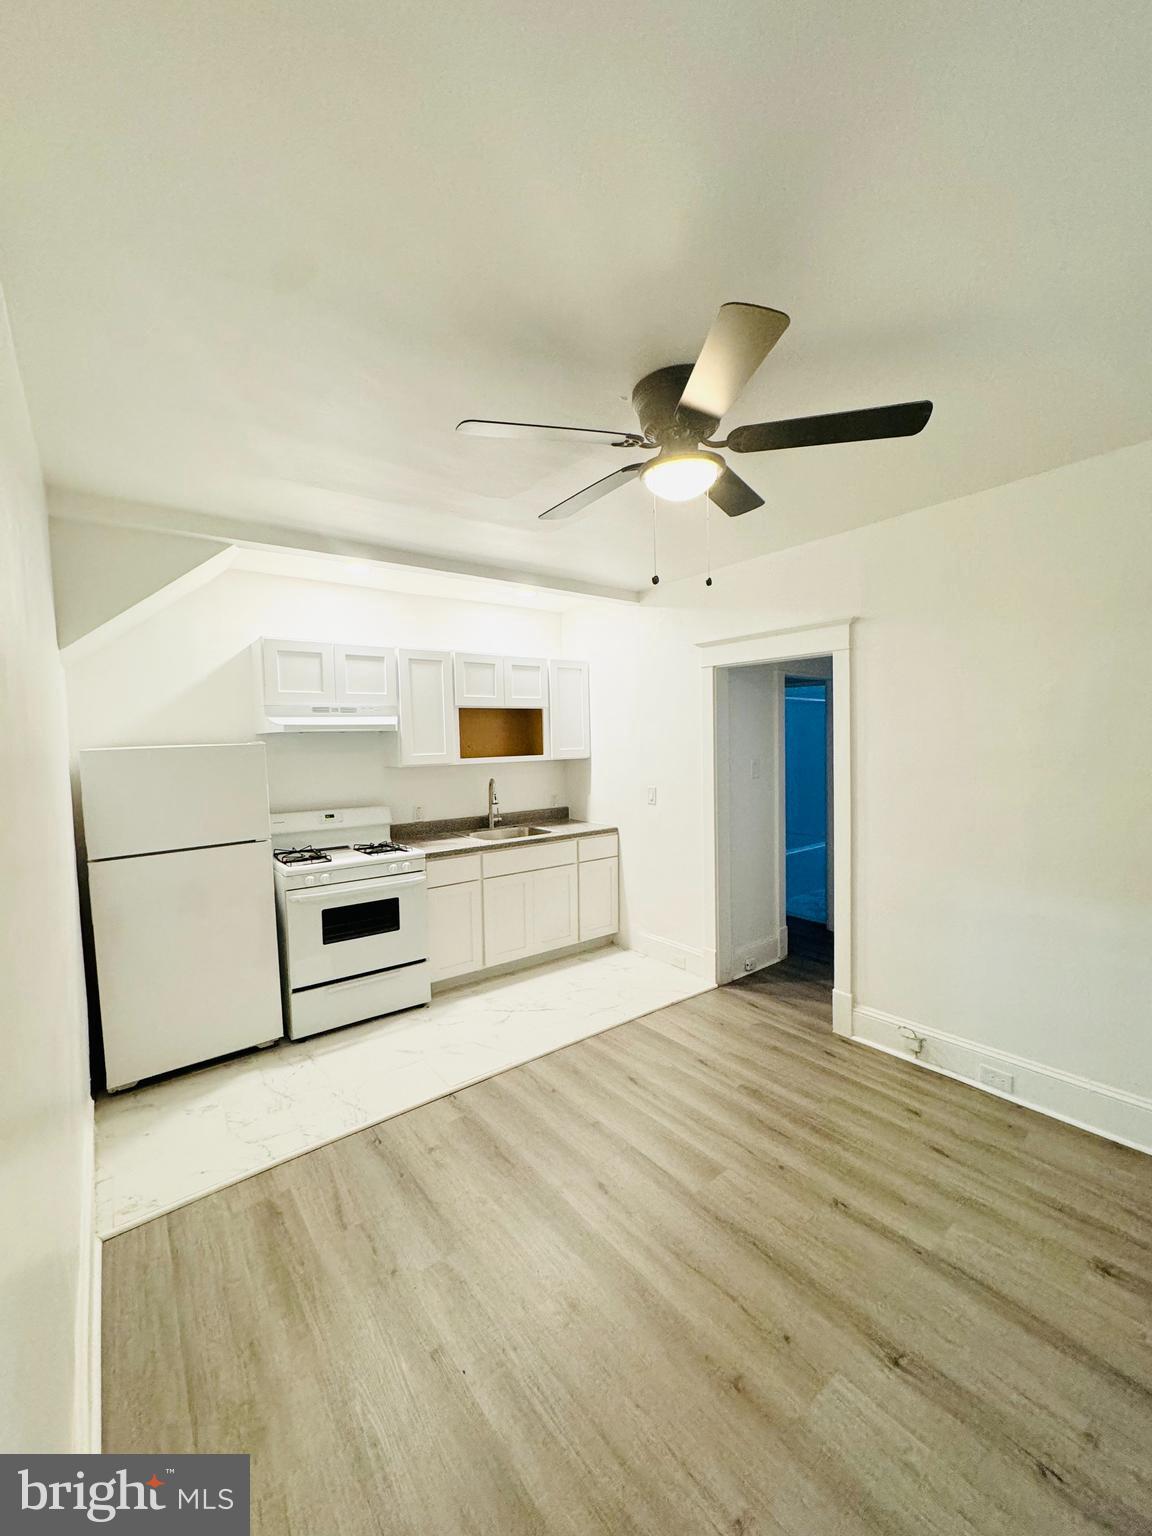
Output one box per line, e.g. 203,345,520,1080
95,945,711,1236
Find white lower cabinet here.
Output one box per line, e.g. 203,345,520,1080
428,881,484,982
579,856,619,940
483,864,578,966
429,834,616,983
529,863,580,953
482,871,535,966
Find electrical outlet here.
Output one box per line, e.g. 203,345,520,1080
647,786,657,805
550,793,560,807
978,1064,1015,1094
412,805,423,822
751,756,763,781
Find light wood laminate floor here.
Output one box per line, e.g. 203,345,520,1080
103,956,1152,1535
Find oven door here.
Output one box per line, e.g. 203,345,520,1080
284,872,427,989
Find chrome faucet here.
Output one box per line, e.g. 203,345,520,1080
487,778,501,829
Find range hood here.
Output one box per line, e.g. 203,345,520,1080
261,713,399,734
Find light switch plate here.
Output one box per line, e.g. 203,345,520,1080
647,786,657,805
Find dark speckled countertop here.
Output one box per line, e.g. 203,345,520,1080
391,807,618,860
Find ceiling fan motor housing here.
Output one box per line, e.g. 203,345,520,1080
632,364,720,447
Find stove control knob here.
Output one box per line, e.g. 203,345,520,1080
305,875,315,885
402,861,411,871
320,874,330,883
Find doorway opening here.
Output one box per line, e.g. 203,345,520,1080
784,669,833,973
711,651,838,1017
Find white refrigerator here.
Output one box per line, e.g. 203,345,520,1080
81,743,284,1090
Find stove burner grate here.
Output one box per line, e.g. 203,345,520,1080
352,840,407,856
274,846,332,866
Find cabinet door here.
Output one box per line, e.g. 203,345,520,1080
454,653,504,708
398,650,459,764
548,659,590,758
503,656,549,709
262,639,336,710
428,881,484,982
579,856,619,940
532,863,579,953
334,644,397,709
483,871,535,966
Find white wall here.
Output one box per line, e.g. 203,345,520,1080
63,567,577,821
564,439,1152,1128
0,290,92,1449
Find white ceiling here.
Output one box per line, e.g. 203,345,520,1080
3,1,1151,592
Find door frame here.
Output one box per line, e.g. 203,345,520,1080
699,620,854,1035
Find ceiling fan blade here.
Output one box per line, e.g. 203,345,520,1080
457,418,645,447
538,463,647,521
726,400,933,454
708,466,764,518
677,302,791,422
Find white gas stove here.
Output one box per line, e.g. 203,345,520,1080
270,806,430,1039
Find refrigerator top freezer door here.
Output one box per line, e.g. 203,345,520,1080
81,743,271,860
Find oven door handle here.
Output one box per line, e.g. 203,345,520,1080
286,872,426,904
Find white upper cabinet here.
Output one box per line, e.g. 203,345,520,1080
548,659,591,759
256,639,398,730
333,644,397,710
398,650,459,765
503,656,549,709
261,639,336,711
256,639,586,752
454,653,504,709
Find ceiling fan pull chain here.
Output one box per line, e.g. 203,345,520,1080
651,492,660,585
705,491,713,588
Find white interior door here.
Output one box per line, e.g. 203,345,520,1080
399,650,459,764
334,644,397,709
262,639,336,710
454,653,505,708
714,664,785,984
548,659,590,758
503,657,549,709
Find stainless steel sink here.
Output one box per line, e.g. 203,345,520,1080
471,826,552,841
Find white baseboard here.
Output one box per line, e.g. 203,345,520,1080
852,1004,1152,1155
732,932,783,979
631,930,716,982
74,1097,101,1451
831,989,853,1037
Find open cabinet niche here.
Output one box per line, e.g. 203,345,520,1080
458,707,545,760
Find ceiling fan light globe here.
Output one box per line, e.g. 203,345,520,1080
641,451,724,502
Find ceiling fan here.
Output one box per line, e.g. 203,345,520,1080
457,302,933,521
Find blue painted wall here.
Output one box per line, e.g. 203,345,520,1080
784,681,827,922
